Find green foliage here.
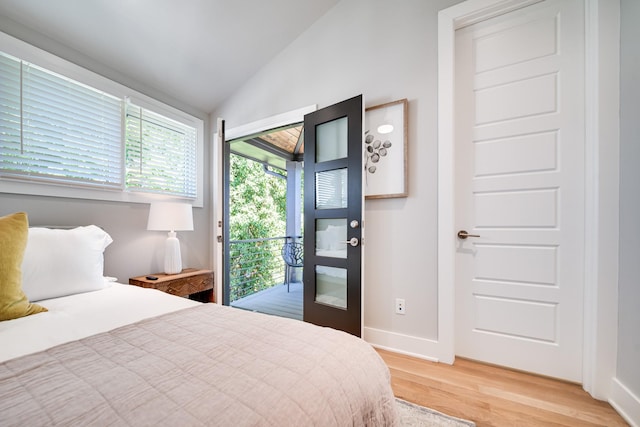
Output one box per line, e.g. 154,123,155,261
229,155,287,301
229,155,286,239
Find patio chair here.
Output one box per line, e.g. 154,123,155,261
281,241,304,292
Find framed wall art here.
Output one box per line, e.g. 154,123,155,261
364,98,408,199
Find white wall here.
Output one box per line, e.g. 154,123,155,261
0,17,213,282
616,0,640,409
213,0,462,348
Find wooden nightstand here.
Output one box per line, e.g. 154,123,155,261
129,268,214,303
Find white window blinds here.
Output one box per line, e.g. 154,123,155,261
0,52,122,189
1,42,201,202
125,102,197,198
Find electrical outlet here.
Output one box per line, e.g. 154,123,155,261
395,298,406,315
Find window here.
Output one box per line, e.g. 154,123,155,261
0,32,203,205
125,102,197,198
1,52,122,189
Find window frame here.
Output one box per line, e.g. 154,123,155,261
0,31,204,206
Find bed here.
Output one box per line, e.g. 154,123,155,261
0,213,398,426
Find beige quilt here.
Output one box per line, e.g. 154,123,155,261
0,304,397,426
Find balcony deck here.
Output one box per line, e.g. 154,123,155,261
231,281,303,321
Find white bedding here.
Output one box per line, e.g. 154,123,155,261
0,283,199,362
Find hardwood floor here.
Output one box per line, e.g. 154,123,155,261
377,349,628,427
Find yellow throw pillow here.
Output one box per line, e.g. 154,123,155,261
0,212,47,321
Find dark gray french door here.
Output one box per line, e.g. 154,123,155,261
303,95,363,337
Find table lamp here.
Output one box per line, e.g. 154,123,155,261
147,201,194,274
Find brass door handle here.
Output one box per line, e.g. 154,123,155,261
457,230,480,239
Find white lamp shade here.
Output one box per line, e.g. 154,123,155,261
147,202,194,231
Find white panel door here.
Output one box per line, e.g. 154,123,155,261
454,0,585,382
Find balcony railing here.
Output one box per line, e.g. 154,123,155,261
229,236,301,302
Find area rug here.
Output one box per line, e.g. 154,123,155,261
396,398,476,426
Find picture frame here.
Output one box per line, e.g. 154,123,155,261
364,98,408,199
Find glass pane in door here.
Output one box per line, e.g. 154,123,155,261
316,168,347,209
316,116,348,162
315,218,347,258
315,265,347,309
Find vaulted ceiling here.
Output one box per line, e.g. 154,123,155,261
0,0,339,113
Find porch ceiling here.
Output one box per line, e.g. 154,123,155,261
261,126,304,155
230,125,304,170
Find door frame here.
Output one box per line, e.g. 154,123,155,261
437,0,620,400
212,105,316,306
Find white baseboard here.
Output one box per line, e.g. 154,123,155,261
363,326,448,363
610,377,640,427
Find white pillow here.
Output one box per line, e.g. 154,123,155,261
21,225,113,302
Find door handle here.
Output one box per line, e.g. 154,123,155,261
342,237,360,247
457,230,480,239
